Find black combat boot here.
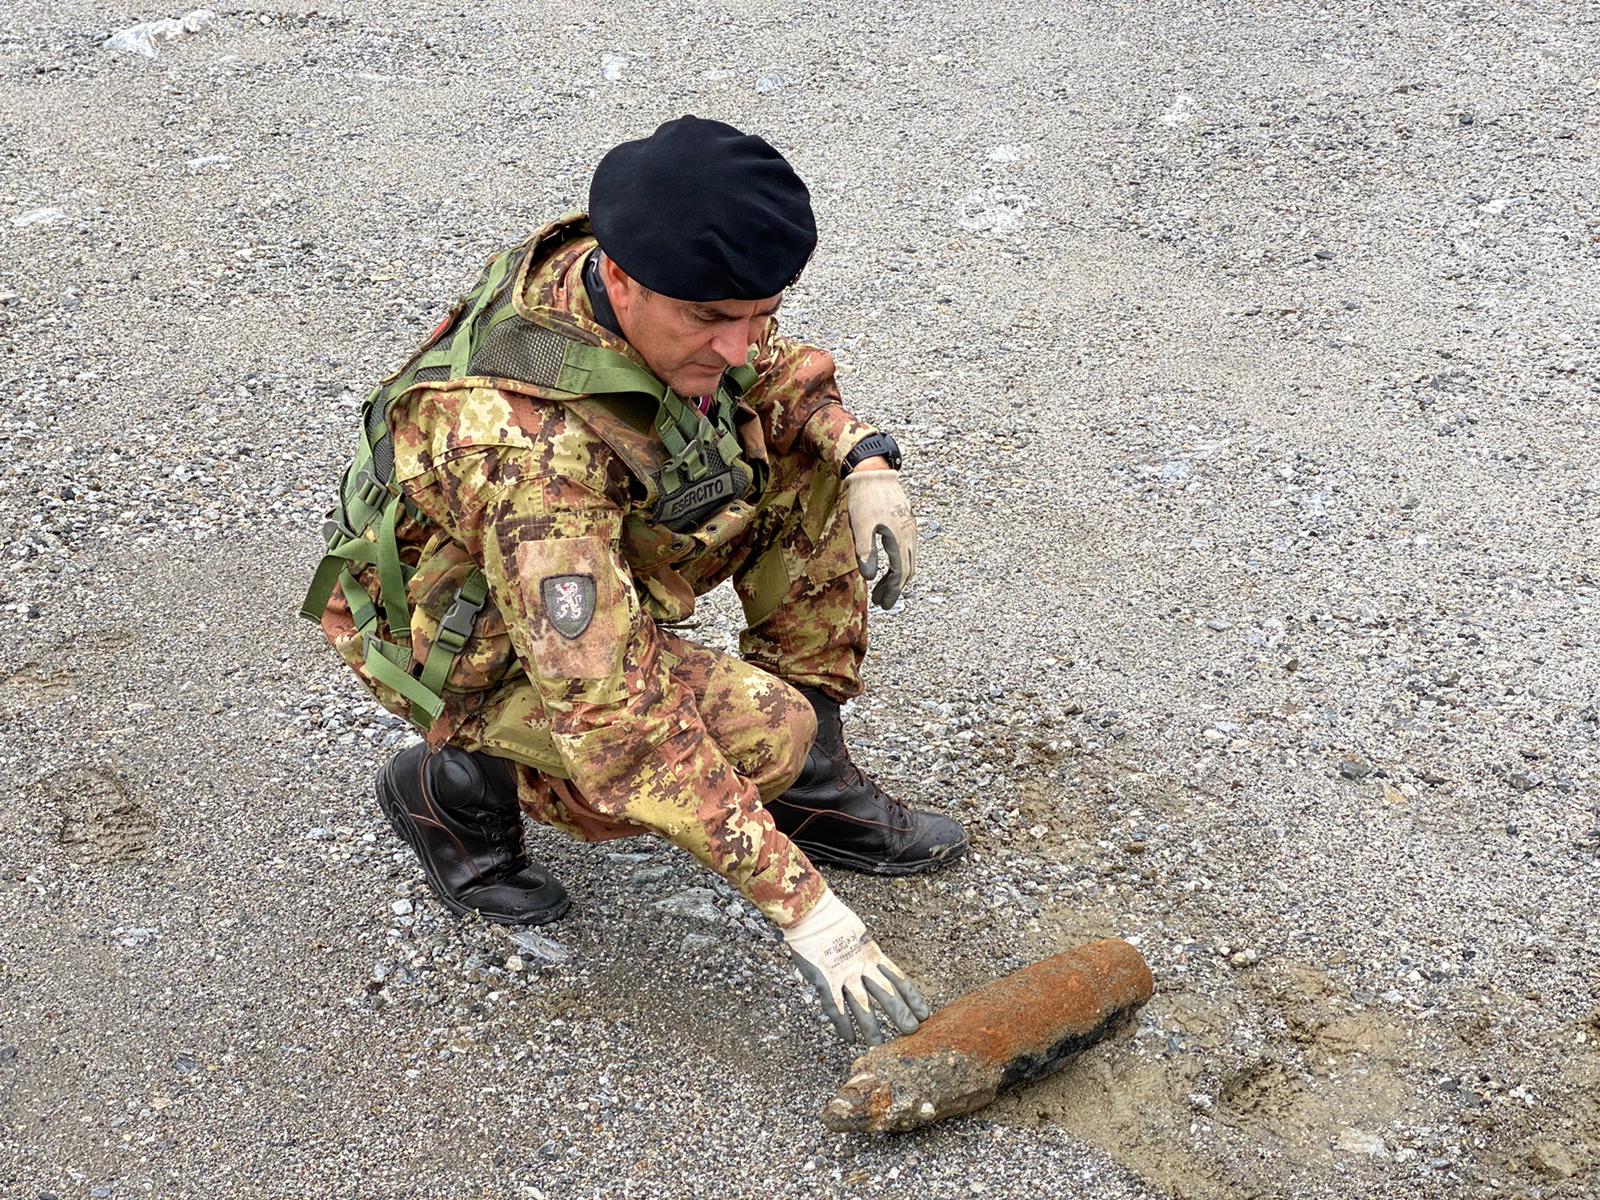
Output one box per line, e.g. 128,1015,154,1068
375,743,571,926
767,687,969,875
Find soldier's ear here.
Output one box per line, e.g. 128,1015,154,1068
599,251,650,304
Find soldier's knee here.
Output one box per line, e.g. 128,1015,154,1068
767,683,818,799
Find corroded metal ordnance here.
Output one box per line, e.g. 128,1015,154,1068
821,938,1154,1133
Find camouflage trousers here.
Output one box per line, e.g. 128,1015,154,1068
328,432,870,925
456,633,820,921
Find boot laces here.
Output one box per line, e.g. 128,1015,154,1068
838,751,910,815
488,805,527,858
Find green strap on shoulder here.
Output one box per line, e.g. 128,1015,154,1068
449,250,519,379
554,340,665,401
726,363,758,395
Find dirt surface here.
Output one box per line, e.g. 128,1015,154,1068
2,2,1597,1198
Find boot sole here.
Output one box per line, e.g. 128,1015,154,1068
375,767,572,928
791,836,970,877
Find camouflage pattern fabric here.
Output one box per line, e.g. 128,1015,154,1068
320,225,880,927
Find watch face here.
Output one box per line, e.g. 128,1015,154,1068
875,434,901,469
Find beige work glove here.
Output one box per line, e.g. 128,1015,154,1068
783,887,930,1045
843,468,916,609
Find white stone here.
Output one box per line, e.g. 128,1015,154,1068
954,190,1029,234
510,929,572,964
1334,1127,1388,1158
11,207,66,228
1160,94,1196,127
104,11,217,58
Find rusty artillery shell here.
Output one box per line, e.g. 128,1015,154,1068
820,937,1154,1134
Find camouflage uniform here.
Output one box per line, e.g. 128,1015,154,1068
321,218,882,927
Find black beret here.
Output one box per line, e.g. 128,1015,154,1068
589,115,817,302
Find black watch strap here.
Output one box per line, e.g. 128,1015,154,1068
842,432,902,476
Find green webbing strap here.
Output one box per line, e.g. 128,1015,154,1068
339,568,378,631
412,344,455,375
362,635,446,728
714,426,742,466
340,457,390,539
554,340,666,401
726,363,758,395
656,397,693,455
449,250,519,378
374,498,410,638
301,553,348,624
416,569,488,698
656,395,699,494
361,568,489,731
476,294,527,352
305,550,479,733
299,532,385,623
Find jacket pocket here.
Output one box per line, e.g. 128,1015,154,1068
406,534,517,693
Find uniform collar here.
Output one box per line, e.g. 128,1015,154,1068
581,249,625,340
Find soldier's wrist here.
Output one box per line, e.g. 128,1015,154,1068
801,404,881,475
840,431,901,477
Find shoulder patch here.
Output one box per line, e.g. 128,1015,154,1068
512,535,626,683
541,575,597,639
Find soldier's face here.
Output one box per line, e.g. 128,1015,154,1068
602,255,781,397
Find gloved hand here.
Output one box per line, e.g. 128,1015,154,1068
782,887,931,1045
843,467,917,609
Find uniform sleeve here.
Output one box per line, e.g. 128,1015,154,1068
745,325,882,473
464,445,826,927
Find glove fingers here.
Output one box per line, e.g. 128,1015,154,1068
793,956,855,1043
863,974,920,1035
850,499,878,577
856,521,883,581
845,986,885,1047
826,1004,855,1043
879,528,901,577
872,566,903,610
880,965,932,1021
871,529,904,609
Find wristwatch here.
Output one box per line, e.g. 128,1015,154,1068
841,431,902,476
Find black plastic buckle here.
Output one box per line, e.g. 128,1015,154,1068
434,590,485,654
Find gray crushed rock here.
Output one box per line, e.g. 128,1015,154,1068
1,2,1595,1198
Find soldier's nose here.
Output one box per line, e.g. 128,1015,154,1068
709,328,748,369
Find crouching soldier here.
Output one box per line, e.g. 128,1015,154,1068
301,116,967,1043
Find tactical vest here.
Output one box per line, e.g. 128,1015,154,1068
300,215,769,729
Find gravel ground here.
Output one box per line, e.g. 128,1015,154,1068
2,2,1597,1198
